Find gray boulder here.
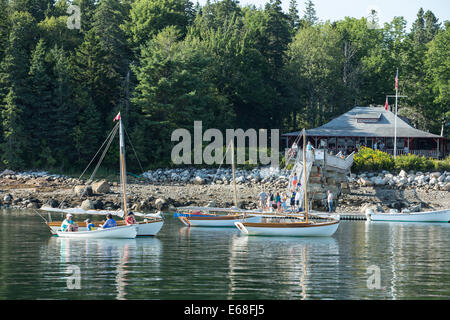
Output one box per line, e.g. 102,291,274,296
92,180,110,194
74,185,93,197
81,199,94,210
155,198,166,210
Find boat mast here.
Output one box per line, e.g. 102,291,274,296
303,128,309,223
231,140,238,208
119,116,128,217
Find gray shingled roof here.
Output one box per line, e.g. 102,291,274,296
283,106,442,138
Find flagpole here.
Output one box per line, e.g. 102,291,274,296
394,68,398,160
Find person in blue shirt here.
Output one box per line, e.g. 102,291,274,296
101,214,117,229
85,219,95,231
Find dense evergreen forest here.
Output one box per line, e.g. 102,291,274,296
0,0,448,172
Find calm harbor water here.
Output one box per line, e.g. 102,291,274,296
0,209,449,300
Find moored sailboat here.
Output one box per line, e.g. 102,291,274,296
234,129,340,237
41,112,163,238
174,141,261,227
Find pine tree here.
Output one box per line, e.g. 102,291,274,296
0,0,10,64
424,10,441,43
303,0,318,27
49,46,77,168
288,0,300,31
0,11,38,169
72,0,129,132
28,39,53,166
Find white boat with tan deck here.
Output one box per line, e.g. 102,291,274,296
175,141,261,227
39,112,163,238
234,129,340,237
42,207,164,236
54,224,138,239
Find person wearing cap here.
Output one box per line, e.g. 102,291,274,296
61,214,78,232
85,219,96,231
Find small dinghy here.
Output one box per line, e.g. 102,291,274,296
366,209,450,223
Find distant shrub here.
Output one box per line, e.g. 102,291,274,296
352,147,394,172
431,156,450,171
352,148,450,173
394,154,434,172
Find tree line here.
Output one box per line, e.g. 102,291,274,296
0,0,448,172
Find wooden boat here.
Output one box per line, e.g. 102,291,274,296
177,211,261,227
235,220,339,237
234,129,340,237
55,224,137,239
41,112,163,238
366,209,450,223
175,141,261,227
46,218,163,236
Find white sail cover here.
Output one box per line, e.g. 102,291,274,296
40,206,162,219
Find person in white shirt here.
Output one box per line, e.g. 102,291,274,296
295,189,301,211
327,190,334,213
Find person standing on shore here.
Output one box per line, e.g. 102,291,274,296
275,192,281,213
295,190,301,212
292,173,298,189
258,189,268,211
327,190,334,213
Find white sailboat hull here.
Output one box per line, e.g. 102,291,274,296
234,221,340,237
179,215,262,227
136,220,164,236
367,209,450,222
50,220,163,236
55,225,137,239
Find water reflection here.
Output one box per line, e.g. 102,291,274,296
364,221,450,299
1,211,449,299
228,235,339,300
44,237,162,299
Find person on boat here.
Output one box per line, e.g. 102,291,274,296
61,214,78,232
327,190,334,213
125,212,136,225
85,219,95,231
101,214,117,229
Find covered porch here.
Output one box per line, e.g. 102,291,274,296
283,135,447,159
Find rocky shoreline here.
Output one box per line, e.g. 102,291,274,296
0,168,449,214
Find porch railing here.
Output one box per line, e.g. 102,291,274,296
383,149,441,159
285,148,442,160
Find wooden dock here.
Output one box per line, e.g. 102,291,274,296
338,214,367,221
252,211,367,221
